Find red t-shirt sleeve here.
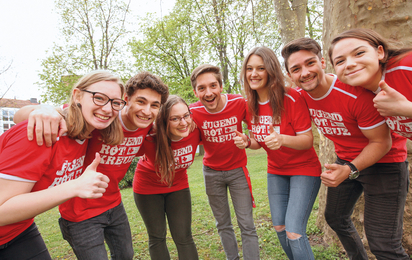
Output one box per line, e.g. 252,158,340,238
0,122,52,181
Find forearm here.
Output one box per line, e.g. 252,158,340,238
351,139,391,172
248,136,261,150
13,105,38,123
0,181,77,226
398,100,412,118
280,132,313,150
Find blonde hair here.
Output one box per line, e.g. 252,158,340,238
64,70,125,145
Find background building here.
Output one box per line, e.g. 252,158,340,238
0,98,39,134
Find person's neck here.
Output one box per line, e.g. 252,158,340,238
308,74,334,99
121,109,138,131
257,88,269,103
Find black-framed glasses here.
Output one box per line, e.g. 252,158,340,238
169,112,191,123
81,89,126,111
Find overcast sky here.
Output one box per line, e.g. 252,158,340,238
0,0,175,102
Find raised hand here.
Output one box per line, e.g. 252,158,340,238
74,153,110,199
264,125,283,150
233,130,248,149
373,80,412,117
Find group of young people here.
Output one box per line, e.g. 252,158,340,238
0,27,411,260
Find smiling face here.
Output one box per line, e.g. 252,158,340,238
331,38,384,92
193,72,225,113
74,80,122,135
246,54,269,100
287,50,328,98
122,88,162,130
168,102,191,140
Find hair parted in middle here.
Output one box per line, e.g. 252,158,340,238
190,64,223,90
65,70,124,145
154,95,193,187
241,46,287,125
125,71,169,105
281,38,323,74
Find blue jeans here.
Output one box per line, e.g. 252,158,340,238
59,202,134,260
0,223,52,260
203,165,259,260
133,188,199,260
267,174,321,260
325,159,409,260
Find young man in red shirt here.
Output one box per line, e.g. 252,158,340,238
189,64,259,260
281,38,409,260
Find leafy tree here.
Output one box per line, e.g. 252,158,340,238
38,0,131,104
130,0,280,98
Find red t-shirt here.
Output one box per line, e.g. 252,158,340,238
300,75,406,163
0,121,87,245
59,117,151,222
189,94,247,171
247,88,321,176
133,128,201,194
380,52,412,139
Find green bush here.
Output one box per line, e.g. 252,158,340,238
118,157,139,189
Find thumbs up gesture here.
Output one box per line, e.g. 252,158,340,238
264,125,283,150
74,153,110,199
373,80,412,117
233,130,249,149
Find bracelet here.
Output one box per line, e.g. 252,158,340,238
245,135,251,148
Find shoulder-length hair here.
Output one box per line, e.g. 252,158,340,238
329,28,412,69
64,70,125,145
155,95,192,187
240,46,286,124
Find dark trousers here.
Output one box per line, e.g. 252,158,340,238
134,188,199,260
59,202,134,260
0,223,52,260
325,158,409,260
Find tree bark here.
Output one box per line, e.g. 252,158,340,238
321,0,412,257
273,0,307,45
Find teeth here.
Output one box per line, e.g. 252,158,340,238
301,77,314,83
138,116,150,120
95,114,109,120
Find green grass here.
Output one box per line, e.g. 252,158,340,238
35,148,343,259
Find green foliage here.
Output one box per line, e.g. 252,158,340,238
118,157,139,189
129,0,281,99
38,0,132,104
306,0,324,41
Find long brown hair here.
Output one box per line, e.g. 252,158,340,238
240,46,286,124
155,95,192,187
65,70,125,145
329,28,412,69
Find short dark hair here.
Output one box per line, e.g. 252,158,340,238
190,64,223,90
125,71,169,104
281,38,322,73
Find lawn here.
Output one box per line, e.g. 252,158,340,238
35,148,344,259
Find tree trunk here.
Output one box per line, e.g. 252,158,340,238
273,0,307,45
321,0,412,257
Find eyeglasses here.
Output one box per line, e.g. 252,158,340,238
81,89,126,111
169,112,191,123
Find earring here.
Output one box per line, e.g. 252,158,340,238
76,103,82,108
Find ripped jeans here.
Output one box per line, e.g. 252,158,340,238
267,174,321,260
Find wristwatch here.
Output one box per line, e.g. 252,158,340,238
345,162,360,180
